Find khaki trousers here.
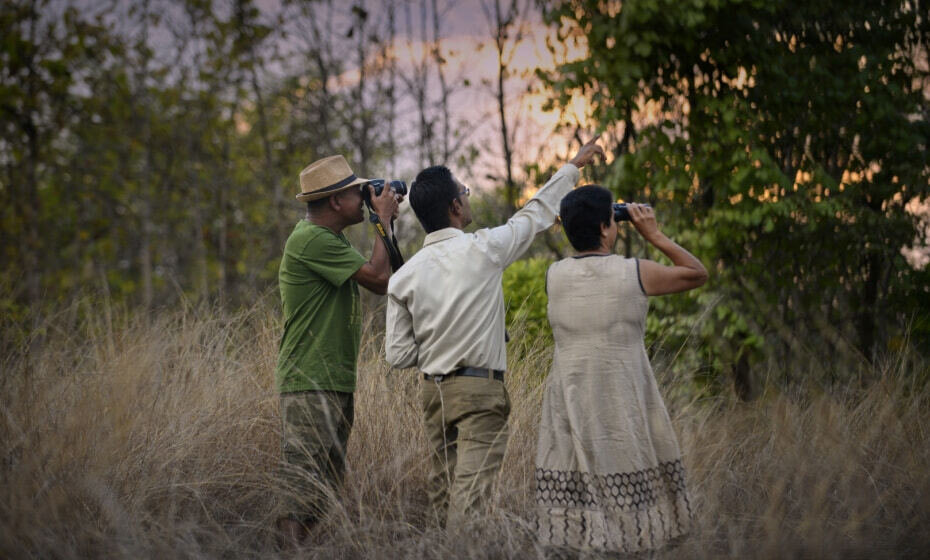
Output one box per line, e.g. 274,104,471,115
279,390,354,523
420,374,511,526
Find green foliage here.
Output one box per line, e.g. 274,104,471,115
542,0,930,386
0,0,394,321
502,258,553,345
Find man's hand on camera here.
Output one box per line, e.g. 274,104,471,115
369,183,399,224
569,135,605,169
392,194,404,221
629,203,661,242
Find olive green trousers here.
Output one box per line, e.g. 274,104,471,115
420,374,511,526
278,390,354,523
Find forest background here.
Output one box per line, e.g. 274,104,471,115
2,0,930,557
4,0,930,383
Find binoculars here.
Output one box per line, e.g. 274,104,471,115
366,179,407,197
613,203,651,222
361,180,407,272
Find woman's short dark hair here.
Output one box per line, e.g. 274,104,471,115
409,165,460,233
560,185,613,252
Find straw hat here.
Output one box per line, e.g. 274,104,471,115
296,155,370,202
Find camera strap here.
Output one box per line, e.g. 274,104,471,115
364,200,405,272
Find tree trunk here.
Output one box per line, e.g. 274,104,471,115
24,124,41,308
483,0,521,215
387,0,397,175
138,0,155,311
23,2,42,308
431,0,451,164
250,66,282,248
857,252,880,361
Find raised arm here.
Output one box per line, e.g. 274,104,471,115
352,184,400,295
629,203,709,296
480,137,604,268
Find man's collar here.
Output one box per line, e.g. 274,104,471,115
423,227,464,247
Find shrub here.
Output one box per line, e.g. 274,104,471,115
502,257,553,349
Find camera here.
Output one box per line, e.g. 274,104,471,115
613,202,651,222
366,179,407,197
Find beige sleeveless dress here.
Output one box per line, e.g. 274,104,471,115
535,254,692,553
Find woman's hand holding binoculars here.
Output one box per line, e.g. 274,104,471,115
627,203,661,243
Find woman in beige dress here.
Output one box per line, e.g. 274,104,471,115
536,185,708,555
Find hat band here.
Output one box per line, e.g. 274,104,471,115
309,174,359,196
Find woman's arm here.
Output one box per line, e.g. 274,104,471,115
628,203,708,296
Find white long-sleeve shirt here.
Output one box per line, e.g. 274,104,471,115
385,164,581,374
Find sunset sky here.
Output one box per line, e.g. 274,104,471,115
259,0,598,191
86,0,926,263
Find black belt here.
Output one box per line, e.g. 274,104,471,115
423,367,504,383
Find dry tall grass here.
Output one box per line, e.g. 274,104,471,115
2,300,929,559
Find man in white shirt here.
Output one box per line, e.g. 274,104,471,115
384,137,604,525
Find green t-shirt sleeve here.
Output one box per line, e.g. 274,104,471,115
298,231,367,287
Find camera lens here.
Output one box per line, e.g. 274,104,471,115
366,179,385,197
389,180,407,196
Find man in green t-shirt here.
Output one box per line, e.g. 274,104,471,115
275,155,399,546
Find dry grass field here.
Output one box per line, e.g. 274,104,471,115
2,300,929,559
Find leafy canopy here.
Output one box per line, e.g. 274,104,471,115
541,0,930,381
